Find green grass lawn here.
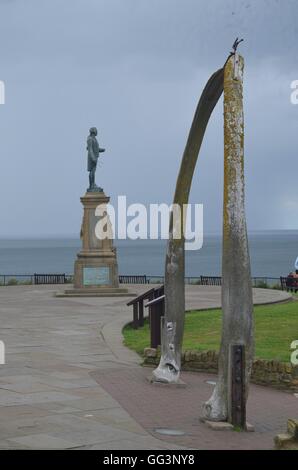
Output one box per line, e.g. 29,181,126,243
123,300,298,363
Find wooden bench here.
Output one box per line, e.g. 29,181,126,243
200,275,222,286
34,274,66,285
119,275,149,284
281,275,298,293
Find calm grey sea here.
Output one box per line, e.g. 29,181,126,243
0,231,297,278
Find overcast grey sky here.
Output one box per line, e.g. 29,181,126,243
0,0,297,237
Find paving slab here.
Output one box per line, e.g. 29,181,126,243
7,433,78,450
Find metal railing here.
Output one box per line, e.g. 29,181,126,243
0,273,284,288
0,274,34,286
0,274,73,286
127,285,165,348
146,275,282,288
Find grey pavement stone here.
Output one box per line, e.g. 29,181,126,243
0,381,58,394
0,390,83,406
80,436,188,450
7,434,78,449
0,405,51,420
24,413,148,446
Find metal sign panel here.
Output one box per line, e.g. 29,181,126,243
83,267,110,286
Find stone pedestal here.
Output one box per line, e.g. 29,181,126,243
60,191,130,297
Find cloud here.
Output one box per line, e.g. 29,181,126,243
0,0,297,236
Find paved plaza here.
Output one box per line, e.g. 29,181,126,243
0,284,295,449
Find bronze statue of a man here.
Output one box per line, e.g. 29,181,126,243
87,127,105,192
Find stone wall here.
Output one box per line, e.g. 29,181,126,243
143,348,298,392
275,419,298,450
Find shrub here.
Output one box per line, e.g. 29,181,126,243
272,283,282,290
255,280,269,289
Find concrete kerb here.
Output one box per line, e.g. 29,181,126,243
100,314,141,366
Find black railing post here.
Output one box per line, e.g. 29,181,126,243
145,292,165,349
132,303,139,329
150,303,160,349
138,300,144,327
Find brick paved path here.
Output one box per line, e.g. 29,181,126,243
91,365,297,450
